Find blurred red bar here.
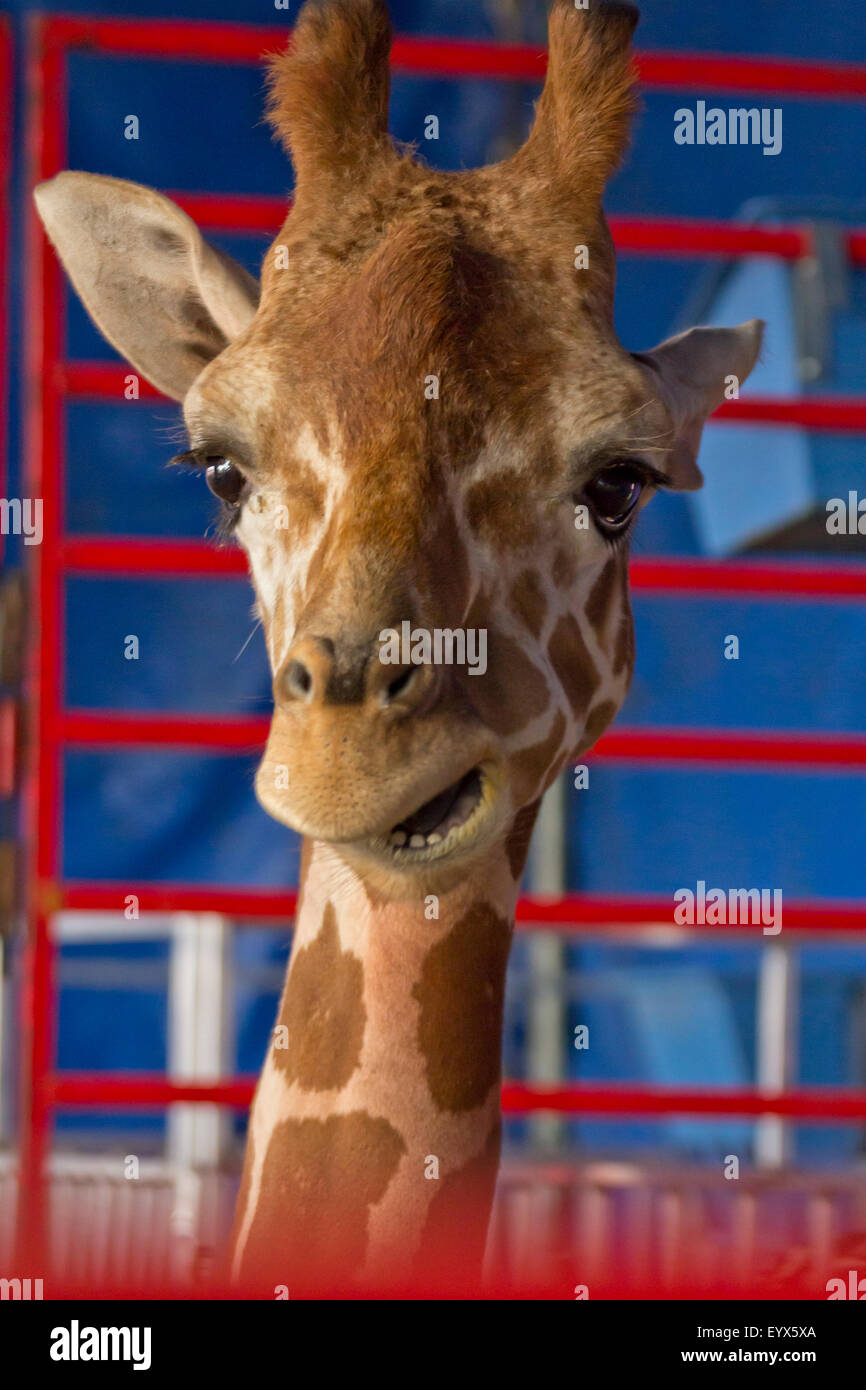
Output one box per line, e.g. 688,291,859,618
51,1074,258,1108
62,363,164,400
47,1073,866,1120
55,883,866,933
0,698,16,796
63,537,249,576
502,1082,866,1120
593,727,866,768
61,882,298,917
631,557,866,600
611,216,809,260
515,893,866,933
716,395,866,431
171,192,286,233
59,711,270,749
635,50,866,99
0,20,10,564
46,16,866,98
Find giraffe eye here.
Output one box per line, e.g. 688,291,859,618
582,462,647,536
205,458,247,507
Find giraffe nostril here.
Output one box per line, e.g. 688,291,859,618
285,659,313,700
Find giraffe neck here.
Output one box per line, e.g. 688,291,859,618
231,826,533,1292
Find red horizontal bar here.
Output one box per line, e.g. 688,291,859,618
62,363,164,400
593,727,866,769
57,710,866,771
171,192,286,234
61,539,866,601
60,883,298,918
514,893,866,934
63,537,249,577
62,363,866,433
715,395,866,431
43,16,866,99
45,1073,866,1120
501,1082,866,1121
59,711,269,750
630,558,866,600
611,216,809,261
54,883,866,934
50,1075,257,1109
636,51,866,100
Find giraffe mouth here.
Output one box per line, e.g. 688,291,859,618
384,766,486,857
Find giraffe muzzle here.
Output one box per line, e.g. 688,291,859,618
353,758,505,872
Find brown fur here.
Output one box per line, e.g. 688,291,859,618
511,710,569,806
547,614,602,718
412,903,512,1112
505,799,542,881
582,697,621,750
273,902,366,1090
239,1111,405,1287
509,570,549,640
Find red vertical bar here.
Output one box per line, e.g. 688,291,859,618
17,16,67,1269
0,19,11,563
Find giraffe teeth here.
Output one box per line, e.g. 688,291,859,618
409,834,427,849
426,833,443,845
389,830,408,848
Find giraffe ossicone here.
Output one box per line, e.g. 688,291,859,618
35,0,763,1291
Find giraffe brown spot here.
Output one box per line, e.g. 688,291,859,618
274,902,365,1091
553,546,577,590
547,614,601,718
509,569,547,640
419,503,471,626
413,903,512,1113
465,630,549,736
415,1122,501,1285
238,1111,405,1288
581,698,620,751
465,471,537,547
585,557,619,632
510,709,567,805
504,798,541,880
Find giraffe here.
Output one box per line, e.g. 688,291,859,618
34,0,762,1293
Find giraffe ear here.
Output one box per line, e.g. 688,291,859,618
633,320,765,490
33,171,260,402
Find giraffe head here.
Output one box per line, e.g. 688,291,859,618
35,0,762,895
